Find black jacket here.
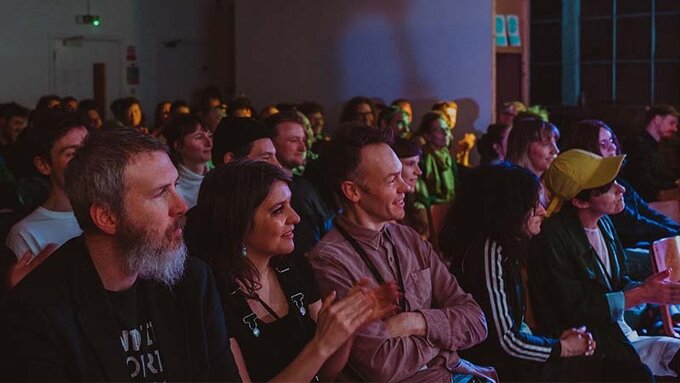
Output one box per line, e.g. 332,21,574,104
0,235,240,382
528,208,641,363
622,131,678,201
610,177,680,248
456,237,559,381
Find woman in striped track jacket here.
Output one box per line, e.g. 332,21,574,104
440,164,602,381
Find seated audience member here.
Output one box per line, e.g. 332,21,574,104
200,106,224,134
339,96,376,127
170,100,191,117
392,138,428,238
298,101,328,149
62,96,78,112
378,105,410,139
391,98,414,129
307,123,496,382
442,164,652,382
432,100,476,167
265,111,333,257
0,102,29,157
163,114,213,208
622,104,679,201
506,116,560,207
477,123,511,166
0,128,240,381
77,99,103,130
124,97,146,133
259,105,280,120
151,100,171,136
416,111,457,205
528,149,680,379
104,98,129,130
35,94,62,111
229,96,254,118
191,160,396,382
6,110,86,258
211,117,280,167
498,100,526,125
564,120,679,279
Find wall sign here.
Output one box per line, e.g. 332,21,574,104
495,15,508,47
506,15,521,47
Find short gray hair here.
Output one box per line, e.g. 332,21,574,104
65,128,169,233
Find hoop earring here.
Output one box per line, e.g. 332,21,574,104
239,244,247,257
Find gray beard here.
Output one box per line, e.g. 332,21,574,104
116,215,187,288
124,240,187,288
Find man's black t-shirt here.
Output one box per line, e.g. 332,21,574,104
107,284,167,382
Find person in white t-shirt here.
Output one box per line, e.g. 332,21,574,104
162,114,212,208
6,109,87,258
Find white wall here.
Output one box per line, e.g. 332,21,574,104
234,0,494,139
0,0,230,118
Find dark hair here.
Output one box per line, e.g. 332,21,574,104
62,96,77,105
27,108,85,163
229,96,254,116
211,117,271,165
574,181,615,202
0,102,29,120
192,159,291,297
391,98,411,106
391,137,422,159
110,98,128,122
440,163,541,273
339,96,375,124
563,119,621,157
317,123,392,209
77,99,100,113
35,95,61,111
644,104,679,125
65,129,168,233
477,123,510,165
378,105,404,126
264,110,305,137
162,114,204,161
153,100,171,129
298,101,324,116
170,100,190,116
417,111,447,135
506,117,560,168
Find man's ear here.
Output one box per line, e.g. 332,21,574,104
570,198,589,210
90,203,119,235
34,156,52,177
223,152,234,164
341,180,362,203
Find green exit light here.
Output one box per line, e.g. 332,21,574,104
92,18,100,26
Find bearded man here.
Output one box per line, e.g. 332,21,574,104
0,129,240,381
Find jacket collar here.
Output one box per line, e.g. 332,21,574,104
67,235,190,380
555,208,624,290
66,236,130,381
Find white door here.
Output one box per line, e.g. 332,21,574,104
52,38,121,119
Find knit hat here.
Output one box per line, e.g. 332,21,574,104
544,149,625,216
212,117,271,165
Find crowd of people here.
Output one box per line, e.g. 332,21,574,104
0,90,679,382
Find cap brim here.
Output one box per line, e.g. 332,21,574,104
582,154,626,190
